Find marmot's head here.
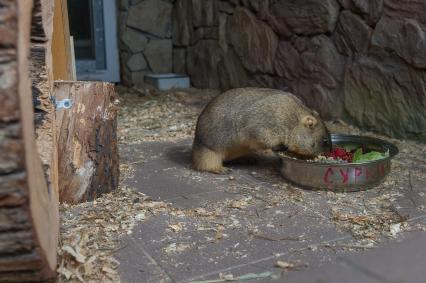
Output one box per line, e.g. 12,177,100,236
287,115,331,157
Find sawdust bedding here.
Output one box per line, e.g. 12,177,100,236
58,86,426,282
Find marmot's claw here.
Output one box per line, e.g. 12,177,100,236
213,167,232,175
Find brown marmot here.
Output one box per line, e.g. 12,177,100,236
192,87,331,174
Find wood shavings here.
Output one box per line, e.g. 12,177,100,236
164,243,191,254
275,260,296,269
228,197,253,209
389,223,402,237
325,242,376,250
329,197,406,240
135,212,146,221
117,86,219,145
62,245,86,264
215,229,224,241
169,222,184,233
58,184,168,282
250,232,304,242
194,207,215,217
188,272,274,283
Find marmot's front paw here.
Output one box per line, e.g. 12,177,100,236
211,166,232,175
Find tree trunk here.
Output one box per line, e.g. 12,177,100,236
54,81,120,204
0,0,58,282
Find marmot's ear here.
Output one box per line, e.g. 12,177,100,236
301,115,318,129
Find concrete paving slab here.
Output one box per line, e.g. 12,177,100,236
117,140,426,282
281,230,426,283
118,202,349,282
115,236,173,283
122,141,228,201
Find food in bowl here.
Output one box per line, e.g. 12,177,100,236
279,146,390,164
279,134,399,191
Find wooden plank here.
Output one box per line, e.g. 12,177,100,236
51,0,73,80
54,81,120,204
29,0,59,275
69,35,77,80
30,0,57,198
0,0,58,281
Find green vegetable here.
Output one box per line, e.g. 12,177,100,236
352,148,389,163
343,143,359,152
353,148,363,162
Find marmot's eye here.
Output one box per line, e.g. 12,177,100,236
323,138,330,146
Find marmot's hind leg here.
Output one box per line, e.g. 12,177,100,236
192,143,228,174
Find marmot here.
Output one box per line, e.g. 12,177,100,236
192,88,331,174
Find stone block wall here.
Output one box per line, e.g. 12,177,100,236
171,0,426,141
118,0,174,87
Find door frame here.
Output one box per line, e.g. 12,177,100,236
75,0,120,82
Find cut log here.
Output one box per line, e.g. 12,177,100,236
54,81,120,204
0,0,58,282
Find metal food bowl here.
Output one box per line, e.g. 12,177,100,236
280,134,399,192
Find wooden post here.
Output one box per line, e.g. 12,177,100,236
0,0,58,281
54,81,120,204
51,0,74,81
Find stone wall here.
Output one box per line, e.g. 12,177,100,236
118,0,174,87
171,0,426,141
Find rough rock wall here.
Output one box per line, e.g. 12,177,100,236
172,0,426,140
118,0,174,87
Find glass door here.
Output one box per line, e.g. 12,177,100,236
68,0,120,82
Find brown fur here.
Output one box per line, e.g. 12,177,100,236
192,142,225,174
192,87,330,174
